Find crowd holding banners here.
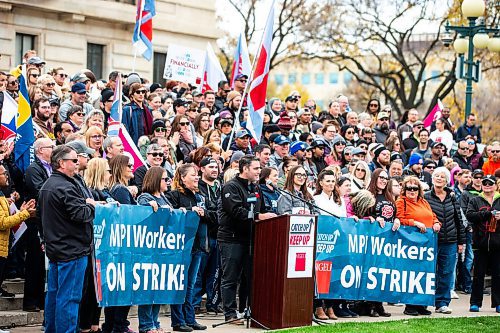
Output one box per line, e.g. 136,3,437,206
0,38,500,333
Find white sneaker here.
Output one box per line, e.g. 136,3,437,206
436,306,453,314
0,329,11,333
450,290,459,299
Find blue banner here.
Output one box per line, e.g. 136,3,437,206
93,204,199,307
315,216,437,306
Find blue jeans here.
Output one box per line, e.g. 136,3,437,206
435,243,458,308
138,304,161,331
45,256,87,333
171,251,204,327
457,232,474,292
193,238,220,309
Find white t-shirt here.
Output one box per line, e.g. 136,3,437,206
313,192,347,217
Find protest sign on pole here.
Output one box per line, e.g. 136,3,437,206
315,215,437,306
93,204,199,306
163,44,205,85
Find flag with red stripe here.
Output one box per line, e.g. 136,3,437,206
246,1,275,141
230,32,251,89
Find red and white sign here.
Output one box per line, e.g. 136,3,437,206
287,216,315,278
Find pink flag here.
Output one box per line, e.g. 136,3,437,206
118,124,147,172
230,32,251,89
201,43,227,93
423,99,443,129
245,1,275,141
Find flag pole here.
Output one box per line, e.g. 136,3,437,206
132,0,145,73
225,2,274,152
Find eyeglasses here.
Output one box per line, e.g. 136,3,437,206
154,127,167,133
306,139,313,143
289,116,297,119
294,95,301,99
148,152,164,157
334,142,346,146
236,79,247,83
482,182,495,187
223,89,231,93
90,135,103,140
378,175,389,180
459,147,469,151
467,141,475,145
201,119,210,122
39,106,51,110
105,99,113,103
161,177,169,181
40,145,55,149
379,117,389,121
78,153,90,159
346,131,355,135
8,80,18,85
356,168,366,173
316,146,325,150
294,173,307,178
76,91,86,95
45,82,55,87
135,90,147,94
492,150,500,153
179,122,190,126
424,165,436,169
63,158,78,163
405,186,419,192
30,74,39,78
74,112,85,117
58,73,68,78
369,103,378,107
127,164,134,168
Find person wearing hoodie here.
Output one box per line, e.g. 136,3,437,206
402,153,432,189
136,166,173,333
466,175,500,313
482,143,500,176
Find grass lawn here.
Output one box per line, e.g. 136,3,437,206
276,316,500,333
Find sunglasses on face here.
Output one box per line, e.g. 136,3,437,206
179,122,190,126
45,82,55,87
90,135,103,140
380,117,389,121
63,158,78,163
459,147,469,151
482,181,495,187
8,80,18,85
425,165,436,169
335,142,346,146
72,112,85,117
127,164,134,168
30,74,39,78
223,89,231,93
154,127,167,133
492,150,500,153
467,141,475,145
148,152,164,157
58,73,68,78
379,175,389,180
135,90,147,95
356,168,366,173
76,91,86,95
405,186,419,192
236,79,247,83
369,103,378,107
346,131,355,135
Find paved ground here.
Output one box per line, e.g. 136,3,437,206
7,293,498,332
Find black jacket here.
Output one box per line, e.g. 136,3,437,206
218,176,267,245
466,193,500,251
424,187,466,245
166,188,209,252
24,157,51,234
132,164,148,193
38,171,95,262
453,152,472,171
456,123,481,143
460,185,482,231
198,179,221,238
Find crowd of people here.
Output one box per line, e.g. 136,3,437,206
0,50,499,333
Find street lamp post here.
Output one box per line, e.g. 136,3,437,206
442,0,499,122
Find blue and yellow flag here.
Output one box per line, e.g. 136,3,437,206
14,65,35,172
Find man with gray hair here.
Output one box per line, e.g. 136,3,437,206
132,143,164,193
103,136,124,160
39,144,96,332
22,137,55,312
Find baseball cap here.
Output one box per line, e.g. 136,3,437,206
430,141,446,149
71,82,87,94
173,98,190,108
413,120,424,127
235,74,248,80
285,95,299,102
220,118,233,126
66,140,95,156
101,88,114,103
377,111,390,120
230,151,245,164
235,129,251,139
273,135,290,145
49,98,60,106
311,138,328,148
472,169,485,177
27,57,45,65
290,141,308,155
200,157,218,168
351,147,366,156
482,175,496,185
149,83,162,92
71,73,90,83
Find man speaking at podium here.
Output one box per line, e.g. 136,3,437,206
218,155,277,324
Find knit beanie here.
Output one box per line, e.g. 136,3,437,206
225,91,241,106
408,153,423,167
277,115,292,130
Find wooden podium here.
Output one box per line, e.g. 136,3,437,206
251,214,316,329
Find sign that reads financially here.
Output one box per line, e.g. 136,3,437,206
163,44,205,84
93,204,199,307
315,215,437,306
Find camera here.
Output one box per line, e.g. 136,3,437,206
441,31,453,47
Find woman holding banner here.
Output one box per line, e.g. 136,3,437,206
363,168,400,317
102,155,136,333
396,176,441,316
137,166,173,333
166,163,208,332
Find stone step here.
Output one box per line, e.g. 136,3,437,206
1,280,24,295
0,310,44,328
0,294,23,311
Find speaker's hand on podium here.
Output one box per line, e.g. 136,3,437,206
258,212,277,220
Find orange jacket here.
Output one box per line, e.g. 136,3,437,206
396,196,439,228
482,158,500,176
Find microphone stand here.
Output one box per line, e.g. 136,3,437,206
268,183,340,218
